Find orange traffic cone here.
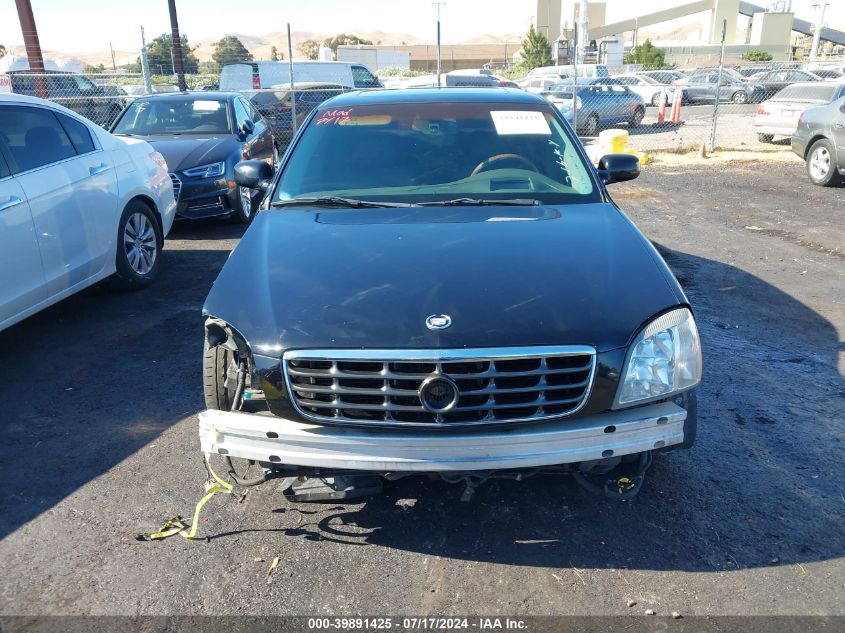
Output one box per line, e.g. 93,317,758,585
656,89,667,124
669,87,683,124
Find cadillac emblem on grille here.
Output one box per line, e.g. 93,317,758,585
419,376,459,413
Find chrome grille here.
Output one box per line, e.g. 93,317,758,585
169,173,182,201
283,346,596,427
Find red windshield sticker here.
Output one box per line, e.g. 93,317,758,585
316,108,353,125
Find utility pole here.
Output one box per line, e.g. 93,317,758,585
140,25,153,94
433,1,445,86
14,0,47,97
809,0,829,62
287,23,297,135
709,18,727,153
167,0,187,91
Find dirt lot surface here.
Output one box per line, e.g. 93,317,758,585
0,162,843,617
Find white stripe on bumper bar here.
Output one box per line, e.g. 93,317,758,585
199,402,686,472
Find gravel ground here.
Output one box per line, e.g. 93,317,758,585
0,161,843,617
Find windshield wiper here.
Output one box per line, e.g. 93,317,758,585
417,198,541,206
271,196,413,209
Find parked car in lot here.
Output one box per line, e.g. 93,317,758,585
811,69,844,80
243,83,345,148
635,70,686,85
520,76,561,94
110,92,275,223
750,69,823,101
219,61,382,91
754,81,845,143
198,88,702,500
613,73,680,106
0,93,176,332
791,95,845,187
681,70,764,104
544,79,646,135
6,70,130,128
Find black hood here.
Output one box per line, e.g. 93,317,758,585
203,204,685,356
143,135,237,172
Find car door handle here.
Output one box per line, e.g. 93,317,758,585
89,163,110,175
0,196,24,212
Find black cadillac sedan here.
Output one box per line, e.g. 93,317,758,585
111,92,275,223
198,88,702,500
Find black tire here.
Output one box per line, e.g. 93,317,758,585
805,138,843,187
203,338,235,411
630,106,645,128
113,200,162,289
731,91,747,104
234,185,257,224
757,133,774,144
650,92,663,107
579,113,599,136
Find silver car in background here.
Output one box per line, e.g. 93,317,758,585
613,73,679,106
791,95,845,187
755,82,845,143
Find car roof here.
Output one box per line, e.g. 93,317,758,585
318,87,547,108
131,91,240,101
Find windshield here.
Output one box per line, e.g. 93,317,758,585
274,102,598,205
112,98,232,135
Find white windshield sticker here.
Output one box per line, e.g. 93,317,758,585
193,100,222,111
490,111,551,135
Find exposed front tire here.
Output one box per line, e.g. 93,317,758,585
203,337,237,411
757,133,774,144
806,138,842,187
650,92,663,107
113,200,162,289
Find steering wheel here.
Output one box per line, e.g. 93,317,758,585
470,153,538,177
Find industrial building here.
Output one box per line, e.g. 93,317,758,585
536,0,845,64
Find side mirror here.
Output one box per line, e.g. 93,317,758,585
234,160,273,191
238,119,255,138
597,154,640,185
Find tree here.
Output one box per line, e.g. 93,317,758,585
322,34,373,60
270,45,281,61
623,39,665,68
134,33,200,74
212,35,253,66
83,63,106,74
297,39,320,60
517,24,553,71
743,49,773,62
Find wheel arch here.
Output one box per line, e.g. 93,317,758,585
124,195,163,245
803,134,831,159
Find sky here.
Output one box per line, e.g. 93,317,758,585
1,0,843,54
0,0,535,52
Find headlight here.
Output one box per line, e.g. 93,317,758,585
182,161,225,178
615,307,702,408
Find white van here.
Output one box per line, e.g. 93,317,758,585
219,61,382,91
527,64,610,81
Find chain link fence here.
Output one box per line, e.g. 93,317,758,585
1,72,219,128
520,59,845,154
2,58,843,153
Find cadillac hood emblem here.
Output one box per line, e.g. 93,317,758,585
425,314,452,330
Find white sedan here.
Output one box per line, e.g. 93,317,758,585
613,74,678,106
0,93,176,332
